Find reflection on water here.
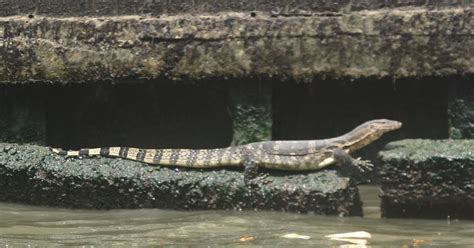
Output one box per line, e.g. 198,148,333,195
0,186,473,247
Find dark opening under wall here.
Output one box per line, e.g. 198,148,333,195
0,84,46,144
45,81,233,150
0,76,463,152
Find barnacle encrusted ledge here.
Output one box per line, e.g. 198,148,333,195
379,139,474,219
0,7,472,83
0,143,362,215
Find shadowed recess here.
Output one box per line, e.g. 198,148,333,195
46,81,233,149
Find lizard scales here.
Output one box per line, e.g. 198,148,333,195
53,119,401,171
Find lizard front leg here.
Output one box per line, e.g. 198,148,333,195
332,148,373,174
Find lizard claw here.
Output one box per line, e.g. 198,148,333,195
353,158,374,172
245,174,271,188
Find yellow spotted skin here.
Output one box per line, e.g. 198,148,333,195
52,119,402,171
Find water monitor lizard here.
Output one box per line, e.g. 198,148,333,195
53,119,401,183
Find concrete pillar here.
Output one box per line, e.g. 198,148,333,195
229,80,272,146
448,81,474,139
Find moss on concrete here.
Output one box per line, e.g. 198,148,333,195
0,7,472,83
229,81,272,146
0,143,362,215
379,139,474,219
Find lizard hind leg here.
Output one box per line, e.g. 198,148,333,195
243,157,259,186
243,156,271,187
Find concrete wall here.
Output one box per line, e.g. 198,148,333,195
0,7,472,83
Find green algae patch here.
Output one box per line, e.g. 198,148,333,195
0,143,362,215
379,139,474,219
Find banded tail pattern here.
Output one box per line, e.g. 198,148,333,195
52,147,243,168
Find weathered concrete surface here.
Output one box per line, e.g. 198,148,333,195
379,139,474,219
0,7,472,83
0,0,471,17
0,143,362,215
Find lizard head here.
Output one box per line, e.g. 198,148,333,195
365,119,402,133
343,119,402,152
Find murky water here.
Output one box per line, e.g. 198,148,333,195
0,186,473,247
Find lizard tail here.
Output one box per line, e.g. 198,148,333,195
51,148,68,156
52,146,243,168
52,147,109,157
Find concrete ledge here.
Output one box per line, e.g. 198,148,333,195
379,139,474,219
0,7,472,83
1,0,471,17
0,143,362,215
